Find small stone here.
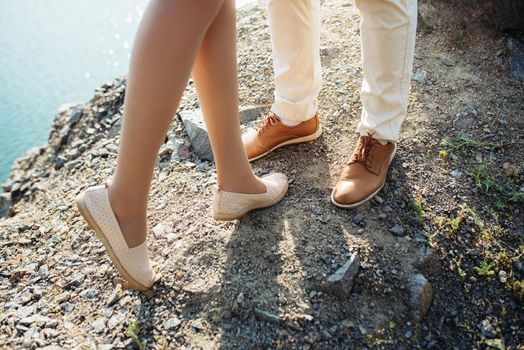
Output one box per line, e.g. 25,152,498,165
254,308,283,324
66,272,85,288
404,330,413,339
97,148,110,158
442,58,456,67
411,70,427,84
353,213,364,224
453,113,474,131
325,252,360,299
389,224,405,237
79,289,98,299
107,315,121,330
179,109,213,162
478,319,497,338
321,46,342,58
16,305,36,319
92,318,106,333
152,221,174,239
409,274,433,323
498,270,507,283
450,170,462,181
38,265,49,279
378,213,387,219
42,328,60,339
106,284,122,306
61,302,75,314
18,316,35,327
164,317,181,330
33,314,51,327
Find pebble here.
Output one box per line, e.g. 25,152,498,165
450,170,461,181
152,221,174,239
79,289,98,299
411,69,428,84
38,265,49,279
498,270,507,283
254,308,283,324
66,272,85,288
106,284,122,306
389,224,405,237
353,213,364,225
164,317,182,330
16,305,36,319
92,318,107,334
478,319,497,338
442,58,456,67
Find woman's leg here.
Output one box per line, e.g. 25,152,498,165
108,0,225,248
192,0,266,195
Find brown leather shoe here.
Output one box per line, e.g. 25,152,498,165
331,133,397,208
242,113,322,161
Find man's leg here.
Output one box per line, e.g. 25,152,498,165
269,0,321,124
242,0,323,162
331,0,417,208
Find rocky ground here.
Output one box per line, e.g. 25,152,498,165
0,1,523,349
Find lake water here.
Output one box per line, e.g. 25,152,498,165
0,0,256,183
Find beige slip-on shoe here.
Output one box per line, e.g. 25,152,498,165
76,184,156,291
212,173,289,221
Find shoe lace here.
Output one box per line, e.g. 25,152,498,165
350,131,379,173
256,113,279,134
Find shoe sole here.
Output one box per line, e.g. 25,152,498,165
76,193,152,292
330,144,398,209
213,181,289,221
248,124,323,162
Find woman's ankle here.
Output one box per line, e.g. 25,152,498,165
217,175,266,194
107,185,148,248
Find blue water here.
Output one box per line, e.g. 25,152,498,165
0,0,255,183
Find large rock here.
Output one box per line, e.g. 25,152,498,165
409,274,433,323
507,38,524,81
325,252,360,299
179,109,213,162
239,105,268,124
0,192,11,217
412,246,441,274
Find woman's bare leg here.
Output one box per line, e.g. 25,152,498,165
192,0,266,195
108,0,226,248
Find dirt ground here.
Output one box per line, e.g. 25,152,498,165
0,0,522,349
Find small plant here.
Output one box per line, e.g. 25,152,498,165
474,261,496,278
406,196,425,223
509,191,524,203
511,279,524,301
467,164,495,194
439,133,495,155
422,15,432,33
494,199,507,211
125,322,147,350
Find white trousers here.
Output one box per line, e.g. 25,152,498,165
267,0,417,141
